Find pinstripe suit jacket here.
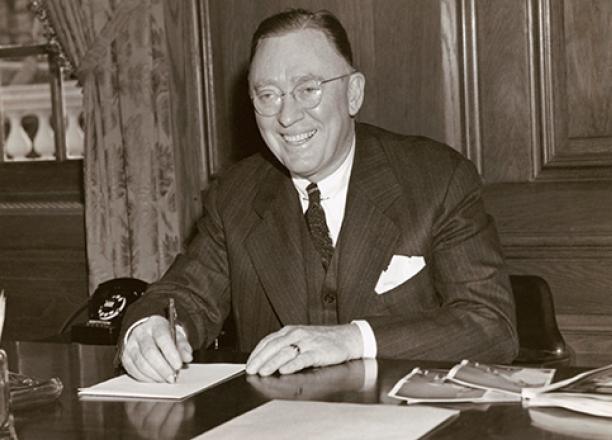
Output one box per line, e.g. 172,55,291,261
121,123,519,363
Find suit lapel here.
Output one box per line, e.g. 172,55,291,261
337,125,404,320
245,164,309,324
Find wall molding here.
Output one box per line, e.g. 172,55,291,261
459,0,483,174
0,200,82,212
500,231,612,258
529,0,612,181
559,314,612,334
504,245,612,259
440,0,462,152
198,0,218,182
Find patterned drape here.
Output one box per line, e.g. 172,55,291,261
43,0,181,292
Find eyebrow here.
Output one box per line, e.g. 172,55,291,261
252,74,324,90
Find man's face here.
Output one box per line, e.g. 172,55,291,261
249,29,364,182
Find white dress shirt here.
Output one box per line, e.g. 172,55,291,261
291,138,377,359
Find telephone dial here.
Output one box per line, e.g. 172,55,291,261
70,278,147,345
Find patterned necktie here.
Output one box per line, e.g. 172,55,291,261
305,183,334,270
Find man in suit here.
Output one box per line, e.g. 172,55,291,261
120,8,518,383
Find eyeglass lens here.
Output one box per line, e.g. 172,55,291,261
254,81,323,116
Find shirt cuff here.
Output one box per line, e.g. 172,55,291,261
361,359,379,390
351,320,377,359
124,317,150,345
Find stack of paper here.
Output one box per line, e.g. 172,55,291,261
78,363,245,400
194,400,458,440
522,363,612,418
389,359,555,404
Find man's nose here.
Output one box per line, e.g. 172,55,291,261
277,94,304,127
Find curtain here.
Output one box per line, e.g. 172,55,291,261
43,0,181,292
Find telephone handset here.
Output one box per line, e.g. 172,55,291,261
70,278,148,345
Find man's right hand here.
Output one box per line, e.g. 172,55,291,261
121,315,193,383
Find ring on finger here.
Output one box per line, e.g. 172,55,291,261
289,343,301,356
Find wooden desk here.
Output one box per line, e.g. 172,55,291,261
2,341,600,439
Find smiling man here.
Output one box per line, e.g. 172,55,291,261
250,28,359,183
119,8,518,382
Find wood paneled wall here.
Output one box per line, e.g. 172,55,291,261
206,0,460,172
199,0,612,365
0,161,88,340
475,0,612,366
163,0,207,244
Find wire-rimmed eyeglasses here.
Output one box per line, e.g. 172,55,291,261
251,71,356,117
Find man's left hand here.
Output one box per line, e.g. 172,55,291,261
245,324,363,376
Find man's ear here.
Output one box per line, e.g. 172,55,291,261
347,72,365,116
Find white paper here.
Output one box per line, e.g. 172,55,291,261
522,362,612,417
78,363,244,401
193,400,458,440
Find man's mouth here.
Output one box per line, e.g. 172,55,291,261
281,129,317,145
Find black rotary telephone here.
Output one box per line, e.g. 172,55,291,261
70,278,148,345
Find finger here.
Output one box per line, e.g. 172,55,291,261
246,335,284,373
253,344,301,376
135,336,177,382
248,325,296,362
132,348,167,382
122,351,153,383
122,331,153,381
176,332,193,363
126,345,166,383
125,318,176,382
246,329,302,374
278,350,316,375
247,329,285,363
122,330,167,383
153,324,183,371
245,339,285,375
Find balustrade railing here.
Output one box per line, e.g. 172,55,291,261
0,80,83,161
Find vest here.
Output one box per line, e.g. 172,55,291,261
300,216,340,325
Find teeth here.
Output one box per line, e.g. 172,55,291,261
282,129,316,143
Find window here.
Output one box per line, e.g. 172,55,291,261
0,44,84,162
0,1,83,162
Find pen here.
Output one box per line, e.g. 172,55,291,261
168,298,179,382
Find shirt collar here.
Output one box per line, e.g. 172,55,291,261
291,137,356,201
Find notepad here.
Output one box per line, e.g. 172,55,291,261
194,400,458,440
78,363,244,401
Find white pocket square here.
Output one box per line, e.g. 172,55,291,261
375,255,426,295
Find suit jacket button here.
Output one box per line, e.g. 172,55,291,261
323,294,336,304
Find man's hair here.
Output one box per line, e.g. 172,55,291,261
249,8,354,66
